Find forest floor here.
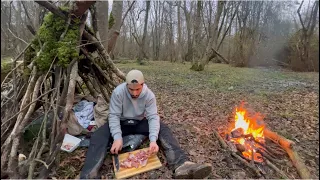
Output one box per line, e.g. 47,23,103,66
55,61,319,179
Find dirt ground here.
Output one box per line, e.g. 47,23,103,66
55,61,319,179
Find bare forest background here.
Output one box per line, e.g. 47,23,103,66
1,0,319,72
0,1,319,179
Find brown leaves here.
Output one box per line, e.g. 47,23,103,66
54,62,319,179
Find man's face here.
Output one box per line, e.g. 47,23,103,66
127,83,143,99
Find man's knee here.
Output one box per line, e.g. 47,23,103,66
91,123,110,143
160,122,169,130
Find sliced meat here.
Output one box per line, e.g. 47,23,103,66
119,150,152,169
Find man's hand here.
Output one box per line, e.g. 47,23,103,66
110,139,123,154
149,141,159,154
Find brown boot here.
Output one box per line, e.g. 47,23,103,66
173,161,212,179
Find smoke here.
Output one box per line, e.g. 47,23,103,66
249,20,293,68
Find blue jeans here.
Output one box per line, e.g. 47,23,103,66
80,120,188,179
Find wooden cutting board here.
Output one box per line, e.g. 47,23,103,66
112,148,162,179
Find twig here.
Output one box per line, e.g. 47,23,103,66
213,129,262,177
7,28,28,45
80,48,117,87
1,43,31,88
40,55,57,95
82,30,126,80
1,88,56,127
34,159,51,169
76,39,109,48
8,75,44,173
28,83,51,178
78,72,98,98
257,149,286,164
50,67,62,154
265,159,289,179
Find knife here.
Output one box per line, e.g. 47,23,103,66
114,154,120,172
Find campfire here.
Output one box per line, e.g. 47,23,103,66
226,103,266,163
213,102,311,179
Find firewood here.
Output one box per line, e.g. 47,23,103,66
264,129,295,148
265,159,289,179
264,129,310,179
213,130,262,178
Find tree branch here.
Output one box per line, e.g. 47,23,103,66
35,1,66,19
7,28,28,45
120,1,136,29
297,0,306,31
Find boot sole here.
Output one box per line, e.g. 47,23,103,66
174,163,212,179
192,163,212,179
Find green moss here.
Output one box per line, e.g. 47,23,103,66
59,6,70,12
1,60,12,74
30,12,82,72
109,13,115,29
57,26,80,67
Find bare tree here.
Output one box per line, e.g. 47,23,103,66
95,1,109,49
191,1,227,71
108,1,123,59
137,1,150,62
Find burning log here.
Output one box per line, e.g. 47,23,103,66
235,144,246,153
264,129,310,179
221,103,309,179
213,129,262,178
231,128,244,138
264,129,295,148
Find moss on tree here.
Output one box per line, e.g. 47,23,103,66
109,13,115,29
26,11,82,73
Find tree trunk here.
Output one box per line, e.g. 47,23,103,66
183,1,193,62
190,1,202,71
137,1,150,62
108,1,123,59
96,1,109,49
177,1,183,62
196,1,226,71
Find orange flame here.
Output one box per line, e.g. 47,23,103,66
230,103,265,162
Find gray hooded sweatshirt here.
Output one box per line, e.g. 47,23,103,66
108,83,160,142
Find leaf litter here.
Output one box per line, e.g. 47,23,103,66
56,61,319,179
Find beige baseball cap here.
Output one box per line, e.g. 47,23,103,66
126,70,145,84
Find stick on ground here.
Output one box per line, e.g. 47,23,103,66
264,129,310,179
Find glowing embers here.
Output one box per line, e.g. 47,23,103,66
226,102,265,163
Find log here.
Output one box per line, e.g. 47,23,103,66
264,129,310,179
264,129,295,148
211,48,229,64
213,130,262,177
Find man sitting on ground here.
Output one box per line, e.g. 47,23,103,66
80,69,212,179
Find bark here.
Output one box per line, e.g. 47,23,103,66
95,1,109,48
192,1,225,71
183,1,193,61
137,1,151,61
107,0,123,58
177,1,183,62
190,1,202,70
